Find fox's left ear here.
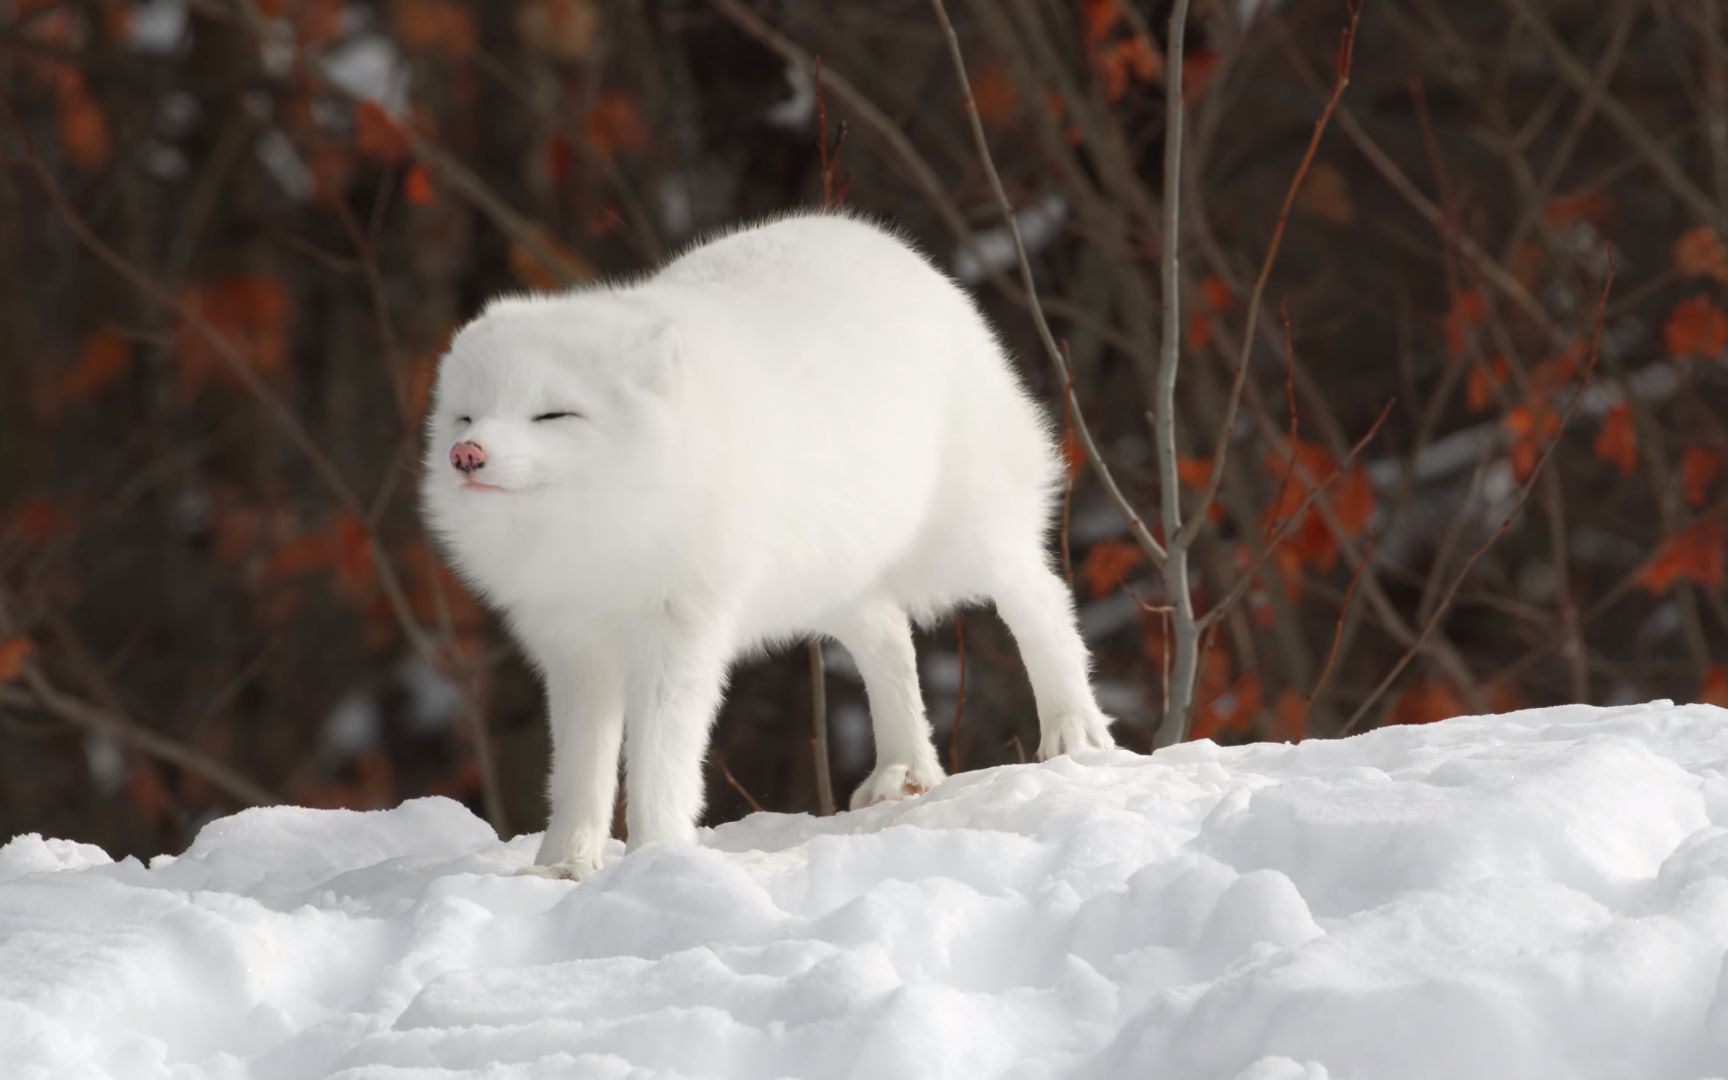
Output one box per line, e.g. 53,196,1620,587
633,321,680,393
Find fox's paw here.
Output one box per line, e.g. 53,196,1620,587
1038,710,1116,761
849,760,945,811
522,833,606,881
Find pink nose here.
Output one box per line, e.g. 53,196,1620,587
449,440,487,474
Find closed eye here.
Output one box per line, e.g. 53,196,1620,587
532,411,583,422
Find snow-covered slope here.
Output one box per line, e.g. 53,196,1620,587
3,702,1727,1080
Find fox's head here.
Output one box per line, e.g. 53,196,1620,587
421,294,680,504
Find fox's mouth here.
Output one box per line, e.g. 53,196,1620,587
460,480,508,493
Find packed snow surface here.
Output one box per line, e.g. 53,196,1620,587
5,702,1728,1079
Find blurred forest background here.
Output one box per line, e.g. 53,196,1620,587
3,0,1726,859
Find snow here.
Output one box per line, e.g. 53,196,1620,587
4,701,1727,1079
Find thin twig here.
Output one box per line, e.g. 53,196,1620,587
714,751,764,814
949,616,967,773
808,642,834,816
1308,528,1378,713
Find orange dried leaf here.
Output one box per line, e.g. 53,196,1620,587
1177,457,1212,488
1664,295,1728,359
1082,540,1142,598
0,637,36,684
1543,188,1612,230
35,329,133,418
1641,519,1726,594
1199,275,1235,313
1443,289,1486,359
176,276,292,396
1271,689,1308,743
1081,0,1119,45
403,162,435,205
1261,441,1373,571
57,76,111,171
7,500,79,546
587,91,648,159
1672,225,1728,283
1182,48,1219,97
1466,357,1508,413
1701,665,1728,708
1681,447,1722,508
1187,311,1214,351
1592,402,1637,476
1120,34,1161,82
1389,677,1464,727
392,0,475,57
969,63,1019,128
355,100,411,162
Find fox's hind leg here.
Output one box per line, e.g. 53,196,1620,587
827,597,945,809
988,551,1115,759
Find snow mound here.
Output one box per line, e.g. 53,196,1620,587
4,702,1728,1079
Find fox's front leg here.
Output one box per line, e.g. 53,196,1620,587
623,630,731,850
532,659,623,879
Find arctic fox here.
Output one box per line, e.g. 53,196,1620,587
422,212,1115,878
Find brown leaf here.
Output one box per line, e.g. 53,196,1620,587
392,0,475,57
1443,289,1486,359
1261,441,1373,572
1641,519,1726,594
354,100,411,162
56,74,111,171
1271,689,1308,743
0,637,36,685
1081,0,1119,46
1082,540,1142,598
1701,665,1728,709
176,276,292,397
1592,402,1637,476
1681,447,1722,509
1543,188,1612,231
1389,677,1464,727
1673,225,1728,283
403,162,435,205
1664,295,1728,359
969,62,1019,128
35,329,133,418
587,92,649,159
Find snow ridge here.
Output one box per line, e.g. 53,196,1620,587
3,702,1727,1079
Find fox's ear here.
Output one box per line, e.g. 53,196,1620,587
633,321,680,392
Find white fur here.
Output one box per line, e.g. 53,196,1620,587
421,212,1114,878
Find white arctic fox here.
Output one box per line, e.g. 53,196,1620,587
422,212,1115,878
